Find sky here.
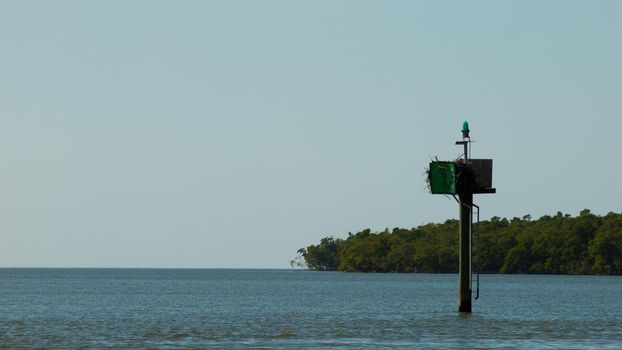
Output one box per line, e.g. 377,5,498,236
0,1,620,268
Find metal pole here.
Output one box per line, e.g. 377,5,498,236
458,192,472,312
458,136,471,312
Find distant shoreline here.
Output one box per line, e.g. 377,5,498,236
293,210,622,276
2,267,621,277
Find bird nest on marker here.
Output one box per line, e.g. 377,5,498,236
424,166,432,192
424,158,439,193
425,158,478,194
455,159,477,193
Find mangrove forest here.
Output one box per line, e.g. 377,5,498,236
292,210,622,275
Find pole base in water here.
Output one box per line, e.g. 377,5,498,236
459,299,472,313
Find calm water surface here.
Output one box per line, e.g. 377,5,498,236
1,269,620,349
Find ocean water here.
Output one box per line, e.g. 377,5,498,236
0,269,620,349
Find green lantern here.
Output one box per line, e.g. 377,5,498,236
462,121,470,138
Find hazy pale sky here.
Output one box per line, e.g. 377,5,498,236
1,1,620,268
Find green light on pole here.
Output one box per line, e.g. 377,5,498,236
462,120,470,139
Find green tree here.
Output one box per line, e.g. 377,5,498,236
589,214,622,274
296,237,344,271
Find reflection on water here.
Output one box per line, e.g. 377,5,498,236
1,269,620,349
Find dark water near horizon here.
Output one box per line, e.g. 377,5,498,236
1,269,621,349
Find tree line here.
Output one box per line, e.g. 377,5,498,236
292,210,622,275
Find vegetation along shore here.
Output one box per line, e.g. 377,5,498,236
292,210,622,275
